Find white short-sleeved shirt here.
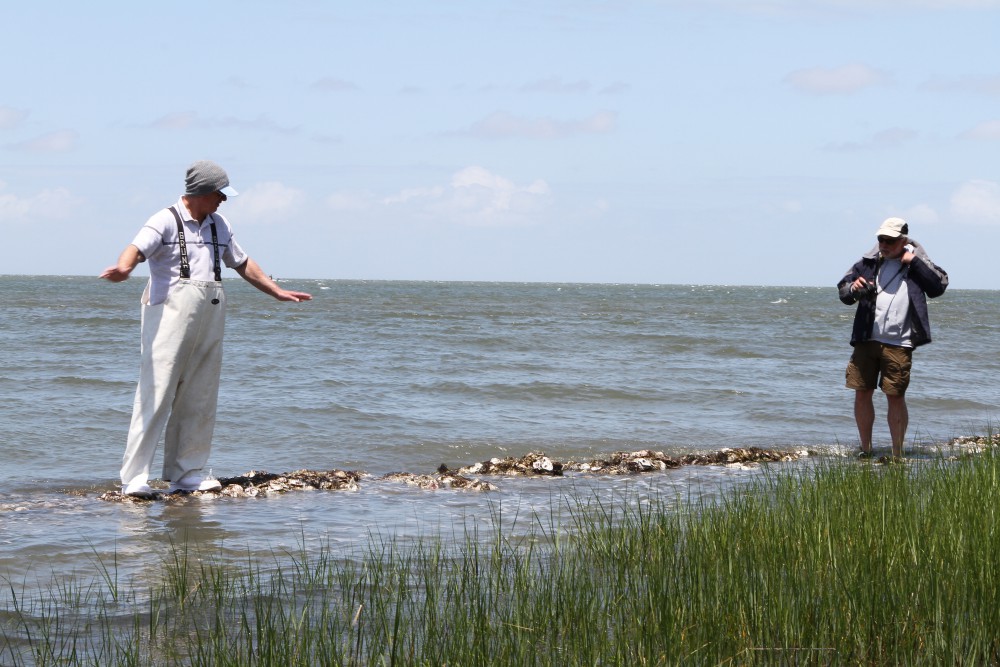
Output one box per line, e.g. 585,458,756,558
131,197,248,305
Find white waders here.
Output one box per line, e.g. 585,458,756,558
121,206,226,486
120,278,226,486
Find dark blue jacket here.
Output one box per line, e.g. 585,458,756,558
837,239,948,348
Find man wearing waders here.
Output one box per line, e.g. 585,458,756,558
100,161,312,497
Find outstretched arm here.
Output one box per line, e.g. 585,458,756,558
99,245,144,282
234,257,313,302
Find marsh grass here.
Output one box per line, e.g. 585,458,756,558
4,448,1000,665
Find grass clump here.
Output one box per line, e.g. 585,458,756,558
3,450,1000,665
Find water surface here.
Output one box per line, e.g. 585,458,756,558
2,276,997,590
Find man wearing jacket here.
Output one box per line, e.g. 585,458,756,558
837,217,948,459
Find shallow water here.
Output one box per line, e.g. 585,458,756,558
2,275,998,592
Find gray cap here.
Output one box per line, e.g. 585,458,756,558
184,160,239,197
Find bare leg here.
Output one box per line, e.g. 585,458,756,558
886,393,908,458
854,389,875,454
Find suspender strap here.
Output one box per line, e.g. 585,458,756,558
167,206,222,281
209,220,222,282
168,206,191,279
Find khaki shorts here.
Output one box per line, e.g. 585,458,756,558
846,341,913,395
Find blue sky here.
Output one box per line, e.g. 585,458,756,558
2,0,998,287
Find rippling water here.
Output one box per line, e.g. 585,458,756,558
2,275,999,591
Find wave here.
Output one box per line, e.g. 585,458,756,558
422,379,666,402
50,375,130,388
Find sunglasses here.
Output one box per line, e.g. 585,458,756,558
877,236,901,244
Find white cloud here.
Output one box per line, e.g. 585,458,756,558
148,112,297,134
382,185,446,205
960,119,1000,141
327,191,376,212
464,110,617,139
0,106,28,129
858,0,1000,7
950,180,1000,225
382,166,552,227
897,203,939,227
0,182,78,224
519,77,592,94
599,82,631,95
7,129,78,153
784,63,887,95
226,181,306,225
690,0,1000,10
923,75,1000,95
151,112,198,129
312,132,345,145
826,127,918,151
223,76,254,89
310,77,361,92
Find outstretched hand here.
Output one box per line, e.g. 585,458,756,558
99,266,131,282
100,246,143,283
275,290,313,303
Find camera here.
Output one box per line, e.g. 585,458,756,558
857,280,877,300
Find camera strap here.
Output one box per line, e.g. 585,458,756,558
875,260,907,296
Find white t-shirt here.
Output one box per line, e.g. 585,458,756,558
131,197,248,305
871,258,912,348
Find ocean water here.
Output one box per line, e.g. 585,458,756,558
1,275,999,594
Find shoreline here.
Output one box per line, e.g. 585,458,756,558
88,435,995,503
4,439,999,664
